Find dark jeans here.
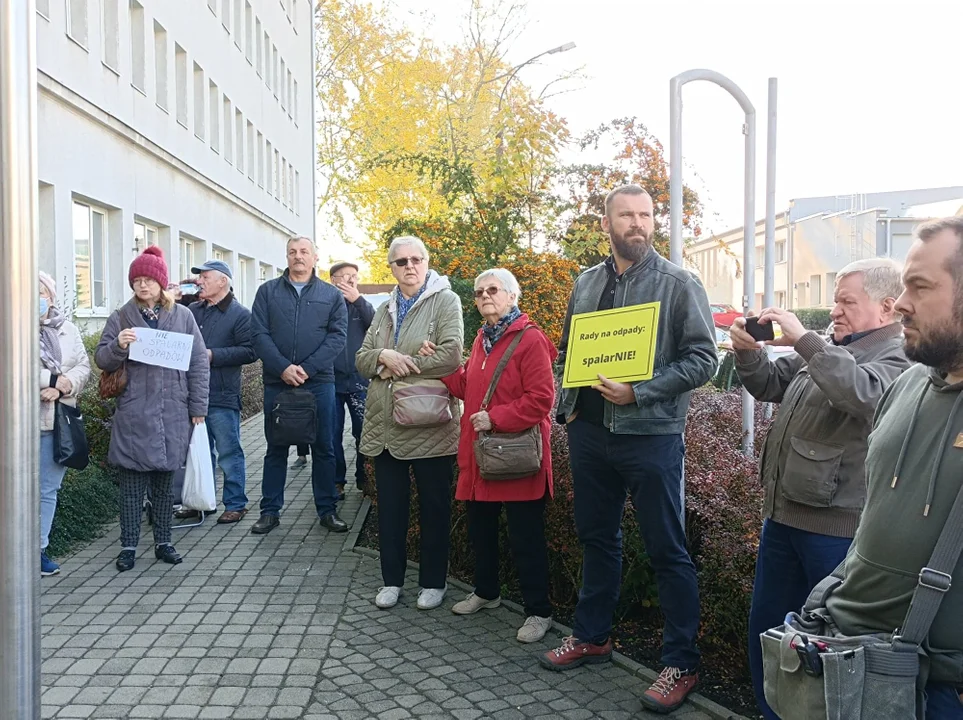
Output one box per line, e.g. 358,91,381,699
567,418,700,670
926,684,963,719
468,498,552,618
260,382,338,519
375,451,453,589
335,390,366,487
748,519,852,720
207,406,248,511
296,444,309,458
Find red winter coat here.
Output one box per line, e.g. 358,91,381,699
442,314,557,502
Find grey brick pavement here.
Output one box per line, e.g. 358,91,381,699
40,415,725,719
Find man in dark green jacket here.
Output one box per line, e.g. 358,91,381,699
824,217,963,717
731,258,910,720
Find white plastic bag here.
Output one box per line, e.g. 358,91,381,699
181,422,216,511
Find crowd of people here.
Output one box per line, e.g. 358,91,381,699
36,184,963,717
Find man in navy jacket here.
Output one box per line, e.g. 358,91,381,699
328,261,375,497
183,260,257,524
250,237,348,535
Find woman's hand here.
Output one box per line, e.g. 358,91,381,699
191,416,205,425
379,349,420,377
55,376,73,395
117,328,138,350
470,411,492,432
417,341,437,357
40,387,60,402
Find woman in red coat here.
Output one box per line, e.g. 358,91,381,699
422,268,557,643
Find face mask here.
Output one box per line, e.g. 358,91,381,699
39,297,49,316
180,284,198,295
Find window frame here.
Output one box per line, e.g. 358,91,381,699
73,200,110,315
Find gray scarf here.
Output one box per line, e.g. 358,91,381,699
40,306,66,375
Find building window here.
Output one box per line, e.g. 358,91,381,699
209,81,220,153
207,0,216,15
280,59,287,110
755,246,764,268
281,158,287,207
238,257,250,304
288,164,294,209
175,43,188,127
259,264,268,284
235,110,244,173
133,220,158,255
221,0,230,32
255,19,263,77
67,0,89,48
102,0,120,71
273,149,280,199
222,95,233,163
179,236,195,283
193,63,205,140
37,0,51,19
73,201,108,312
257,132,264,188
291,0,297,28
826,272,837,305
775,291,786,309
264,33,272,90
233,0,243,49
129,0,146,90
775,239,786,263
286,70,293,118
272,45,279,98
294,170,300,215
265,140,273,195
246,121,255,181
154,22,168,111
245,3,254,63
292,78,298,125
810,275,822,307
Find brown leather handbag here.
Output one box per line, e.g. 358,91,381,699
473,327,543,481
98,362,128,399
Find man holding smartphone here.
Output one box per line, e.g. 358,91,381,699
730,258,911,720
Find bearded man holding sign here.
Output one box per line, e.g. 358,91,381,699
543,185,717,715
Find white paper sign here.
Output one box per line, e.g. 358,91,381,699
129,328,195,371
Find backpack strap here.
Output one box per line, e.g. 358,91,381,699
480,326,531,412
895,478,963,649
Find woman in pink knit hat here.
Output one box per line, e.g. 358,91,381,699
95,246,210,572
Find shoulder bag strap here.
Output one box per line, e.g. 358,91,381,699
896,477,963,648
480,326,530,411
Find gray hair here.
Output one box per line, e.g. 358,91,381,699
287,235,318,253
204,269,231,286
387,235,430,263
475,268,521,301
604,184,651,217
836,258,903,302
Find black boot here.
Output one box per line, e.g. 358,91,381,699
154,544,183,564
116,549,136,572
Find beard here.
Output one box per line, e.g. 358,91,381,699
902,313,963,375
609,227,652,264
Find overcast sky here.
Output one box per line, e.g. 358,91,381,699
379,0,963,235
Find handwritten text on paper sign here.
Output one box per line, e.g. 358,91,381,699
562,303,661,388
129,328,195,372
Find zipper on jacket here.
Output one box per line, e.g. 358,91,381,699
608,274,624,432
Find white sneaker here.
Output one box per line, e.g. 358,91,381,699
375,586,401,609
451,592,501,615
517,615,553,643
417,584,447,610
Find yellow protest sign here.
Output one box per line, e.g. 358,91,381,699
562,303,661,388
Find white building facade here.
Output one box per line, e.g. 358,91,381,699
35,0,314,322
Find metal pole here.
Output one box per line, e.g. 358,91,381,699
763,78,777,309
669,77,683,266
0,0,41,718
741,104,757,457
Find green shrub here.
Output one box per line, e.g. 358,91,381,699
793,307,832,331
77,331,114,467
241,361,265,420
47,464,120,557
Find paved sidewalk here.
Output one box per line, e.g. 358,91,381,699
40,416,722,719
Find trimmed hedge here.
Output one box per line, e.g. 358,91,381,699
794,307,832,331
47,464,120,557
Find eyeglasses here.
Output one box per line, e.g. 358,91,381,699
389,256,424,268
473,286,505,299
331,273,358,282
132,278,156,287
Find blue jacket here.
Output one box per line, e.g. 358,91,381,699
335,296,375,394
251,270,348,386
188,293,257,411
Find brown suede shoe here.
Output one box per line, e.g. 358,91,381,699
641,667,699,714
216,509,248,524
538,636,613,671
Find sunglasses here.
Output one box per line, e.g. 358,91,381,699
473,286,504,299
389,256,424,268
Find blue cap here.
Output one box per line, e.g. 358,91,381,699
191,260,233,279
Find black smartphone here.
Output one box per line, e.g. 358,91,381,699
745,316,775,342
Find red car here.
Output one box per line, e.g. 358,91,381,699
710,304,742,328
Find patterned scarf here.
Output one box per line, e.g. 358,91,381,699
394,281,428,345
139,304,162,323
482,306,522,355
40,306,66,374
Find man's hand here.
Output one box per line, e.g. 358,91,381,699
758,307,805,346
730,316,762,351
40,387,60,402
281,364,306,386
337,282,361,303
191,416,205,425
117,328,138,350
55,376,73,395
592,374,636,406
470,411,492,432
379,349,420,378
207,349,213,363
417,341,436,357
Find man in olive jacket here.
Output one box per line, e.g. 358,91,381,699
731,258,911,720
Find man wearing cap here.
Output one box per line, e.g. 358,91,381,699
183,260,257,524
329,261,375,497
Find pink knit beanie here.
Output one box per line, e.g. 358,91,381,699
128,246,169,289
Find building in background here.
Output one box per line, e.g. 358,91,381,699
688,186,963,311
36,0,314,323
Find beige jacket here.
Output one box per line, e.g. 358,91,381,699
40,319,91,432
356,271,464,460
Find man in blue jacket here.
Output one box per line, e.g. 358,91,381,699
328,261,375,497
250,236,349,534
182,260,257,525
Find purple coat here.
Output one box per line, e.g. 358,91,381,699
95,299,209,472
